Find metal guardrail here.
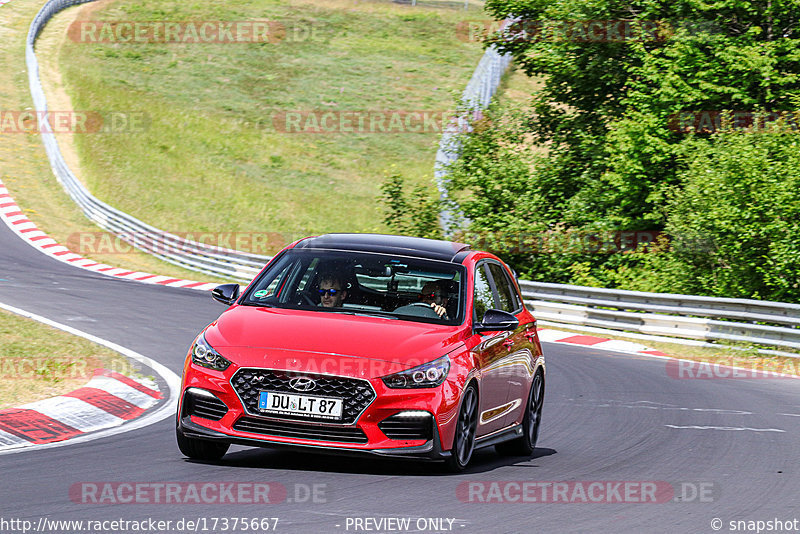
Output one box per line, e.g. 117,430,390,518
435,24,514,230
27,0,270,282
520,281,800,351
26,3,800,353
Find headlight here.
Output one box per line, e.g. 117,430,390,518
382,356,450,389
191,334,231,371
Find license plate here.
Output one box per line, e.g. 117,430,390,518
258,391,343,420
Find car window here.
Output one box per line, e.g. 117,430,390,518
296,258,320,291
240,249,465,325
253,261,292,301
473,264,494,321
488,262,519,313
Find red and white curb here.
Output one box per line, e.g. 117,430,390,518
0,370,161,450
538,328,669,357
0,179,217,291
0,301,180,455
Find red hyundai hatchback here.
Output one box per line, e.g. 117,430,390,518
177,234,545,471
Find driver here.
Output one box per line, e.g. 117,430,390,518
419,281,449,318
318,274,347,308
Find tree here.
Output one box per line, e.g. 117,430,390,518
665,125,800,300
436,0,800,298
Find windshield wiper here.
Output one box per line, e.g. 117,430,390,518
326,309,399,320
240,301,275,308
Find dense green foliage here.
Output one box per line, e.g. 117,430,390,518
666,130,800,300
383,0,800,301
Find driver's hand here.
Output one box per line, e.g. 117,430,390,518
430,303,448,318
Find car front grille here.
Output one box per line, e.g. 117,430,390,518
183,390,228,421
378,413,433,441
233,417,368,444
231,368,376,425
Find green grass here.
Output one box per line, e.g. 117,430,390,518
0,308,140,409
0,0,230,283
58,0,485,251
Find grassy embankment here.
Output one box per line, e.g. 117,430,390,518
54,0,484,250
0,0,228,282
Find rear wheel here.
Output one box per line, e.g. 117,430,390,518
444,384,478,472
496,369,544,457
176,426,230,461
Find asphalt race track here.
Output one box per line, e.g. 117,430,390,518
1,219,799,534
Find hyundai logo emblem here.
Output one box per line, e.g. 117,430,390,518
289,377,317,392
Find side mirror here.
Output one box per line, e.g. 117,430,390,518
474,309,519,334
211,284,240,306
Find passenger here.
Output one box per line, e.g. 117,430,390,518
318,274,347,308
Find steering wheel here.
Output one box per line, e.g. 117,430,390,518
413,302,450,320
395,302,442,319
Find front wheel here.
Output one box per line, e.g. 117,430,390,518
176,426,230,461
496,369,544,457
444,384,478,472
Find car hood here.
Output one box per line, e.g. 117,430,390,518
203,305,467,376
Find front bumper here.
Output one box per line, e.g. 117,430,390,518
178,357,461,460
178,415,451,461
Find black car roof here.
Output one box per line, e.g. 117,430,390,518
294,233,471,262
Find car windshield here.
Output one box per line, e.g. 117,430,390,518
240,249,465,325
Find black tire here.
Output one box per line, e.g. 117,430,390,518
444,384,478,472
176,426,230,461
496,368,544,457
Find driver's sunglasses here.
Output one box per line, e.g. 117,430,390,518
318,288,341,297
420,292,440,299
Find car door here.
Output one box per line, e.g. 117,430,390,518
485,261,537,428
471,261,517,436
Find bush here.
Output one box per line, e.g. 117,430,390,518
664,126,800,300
